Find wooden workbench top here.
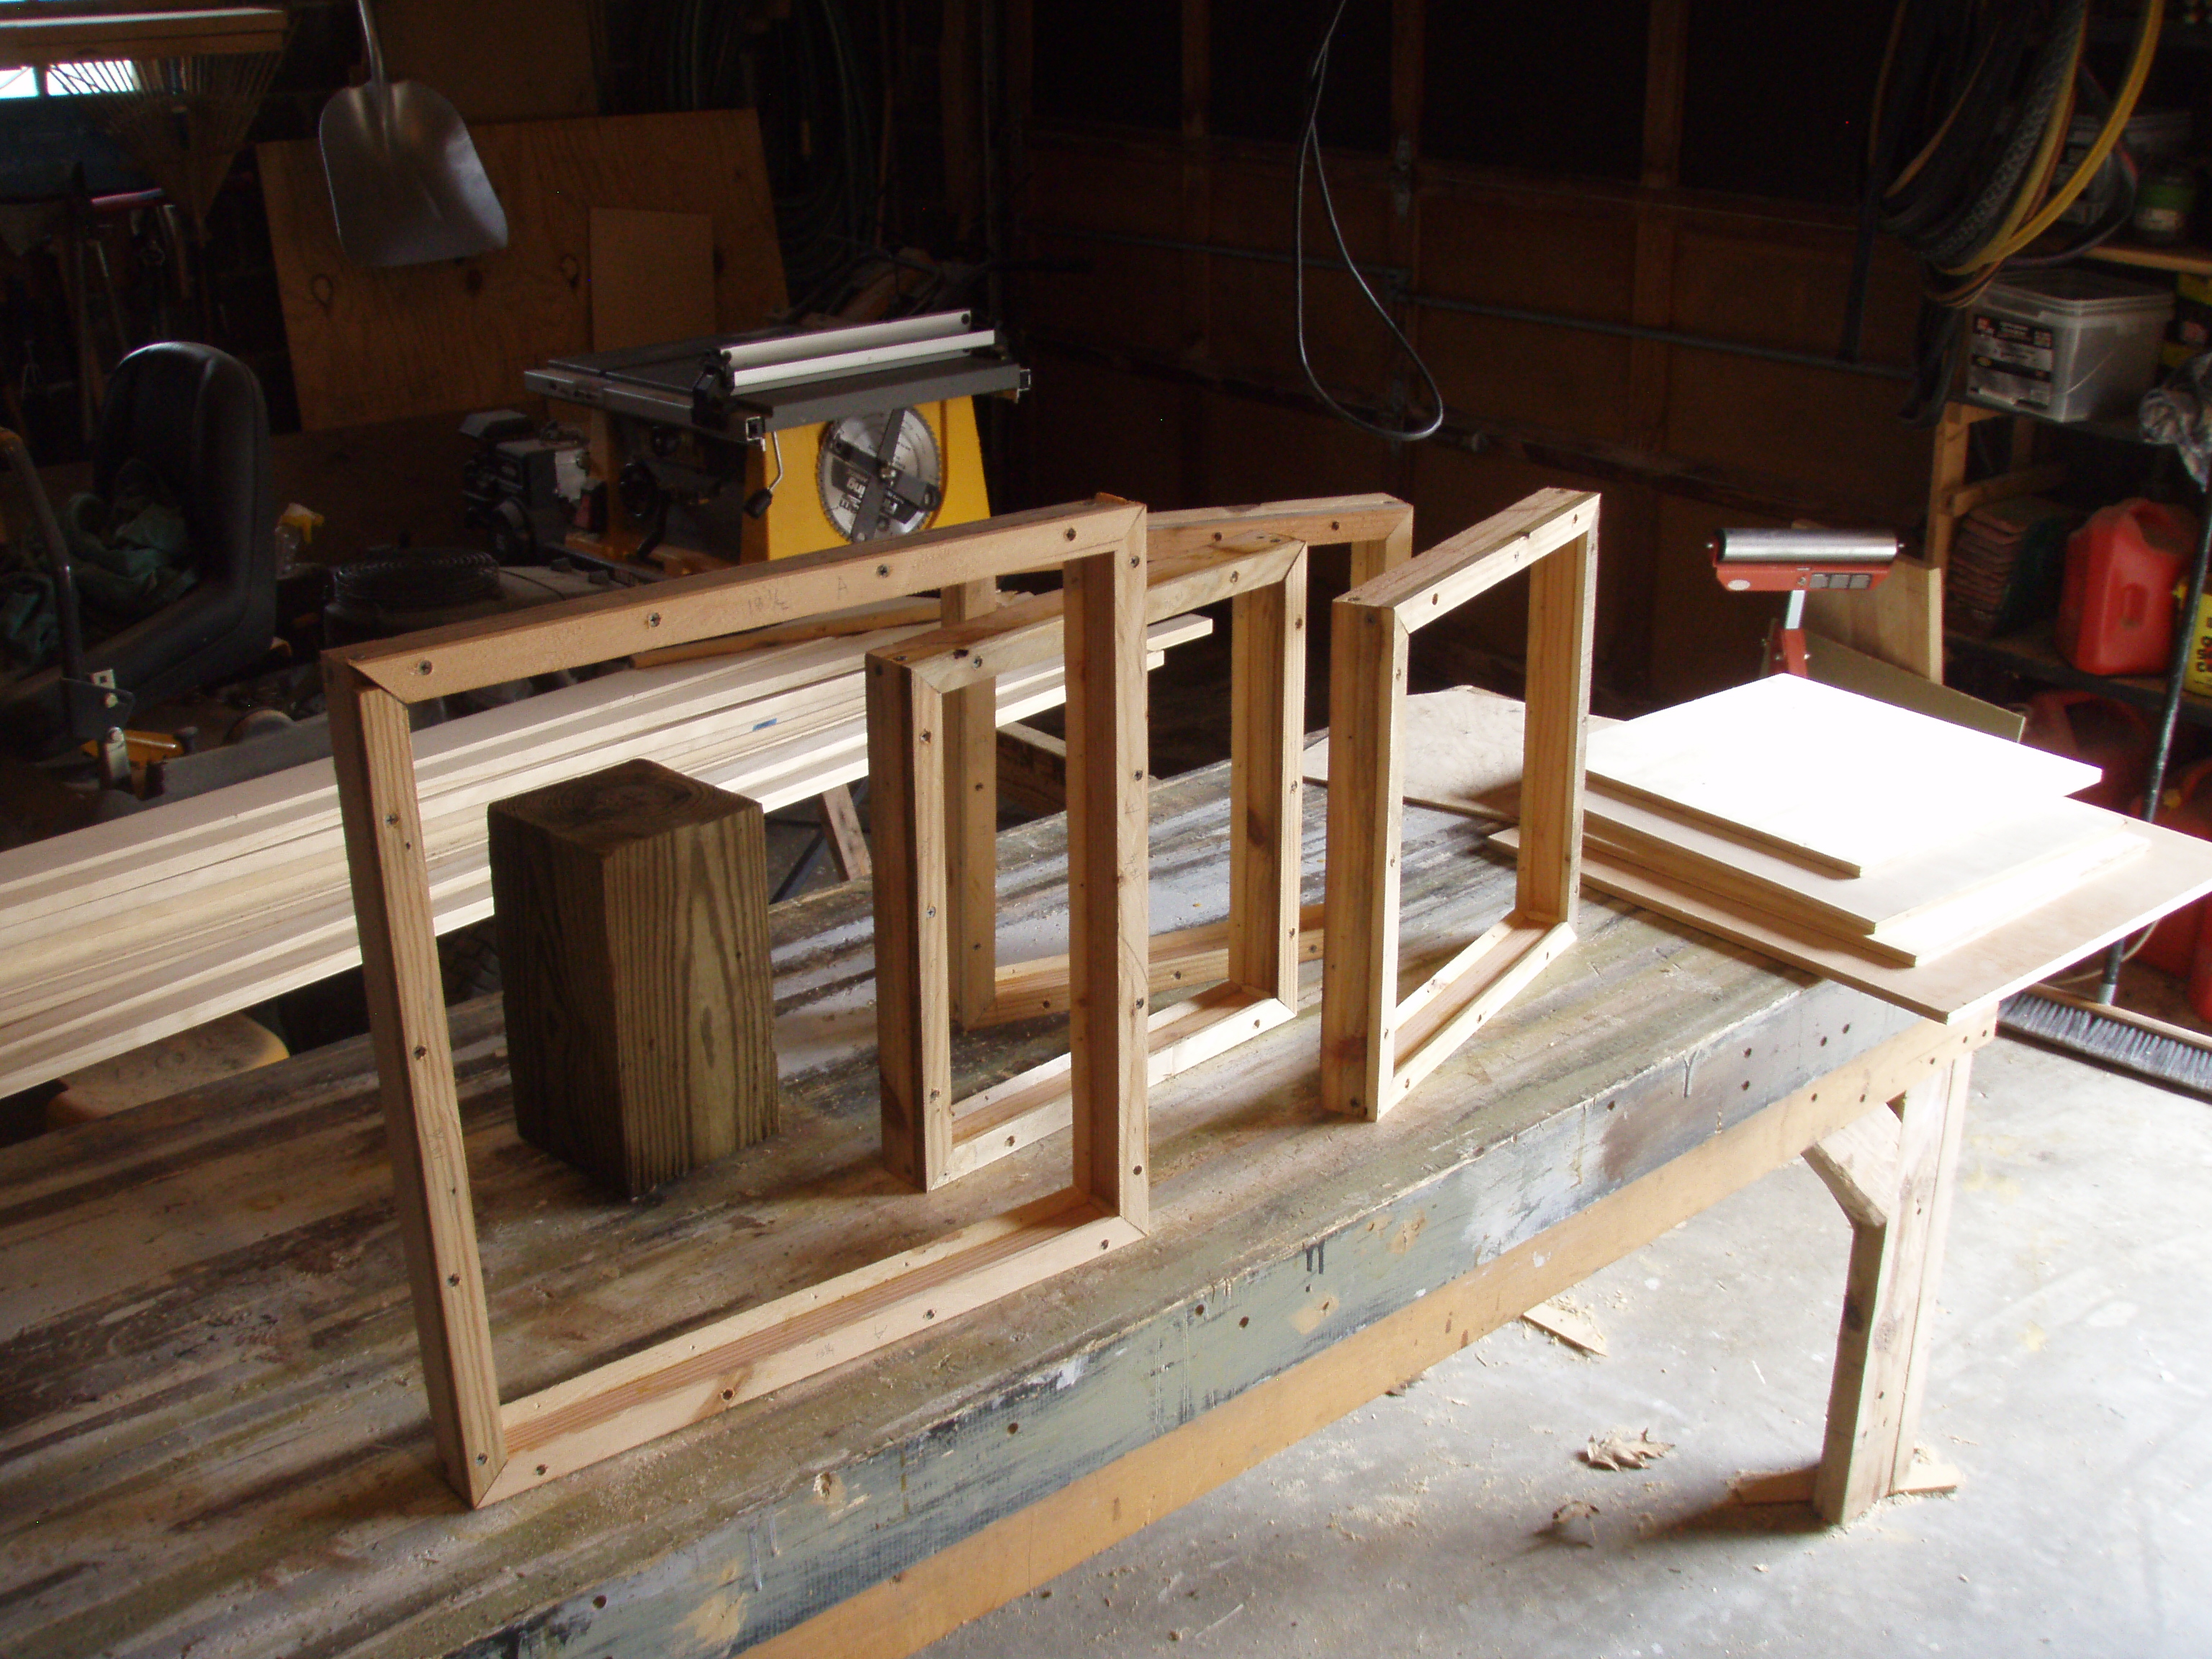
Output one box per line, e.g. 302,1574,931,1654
0,762,1920,1658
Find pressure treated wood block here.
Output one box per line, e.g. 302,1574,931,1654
487,758,777,1199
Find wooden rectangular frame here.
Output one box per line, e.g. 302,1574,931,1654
1321,488,1601,1120
323,500,1153,1507
869,529,1313,1189
937,496,1416,1034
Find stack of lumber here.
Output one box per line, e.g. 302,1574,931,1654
0,611,1208,1099
1499,673,2212,1022
1943,496,2072,638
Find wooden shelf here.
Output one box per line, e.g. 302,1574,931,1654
2084,242,2212,278
1947,626,2212,732
0,8,286,70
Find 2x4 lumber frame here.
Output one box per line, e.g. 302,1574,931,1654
869,531,1310,1189
1321,487,1601,1119
935,495,1416,1032
323,500,1153,1506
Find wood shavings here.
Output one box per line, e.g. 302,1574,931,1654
1582,1429,1675,1470
1519,1294,1609,1356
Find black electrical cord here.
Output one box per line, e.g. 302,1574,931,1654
1293,0,1442,444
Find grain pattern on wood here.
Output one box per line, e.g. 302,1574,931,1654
1144,493,1412,562
868,660,953,1190
1802,554,1942,680
1061,539,1151,1229
325,506,1158,1503
1564,825,2212,1023
325,662,506,1504
1321,491,1600,1119
1585,674,2099,879
328,498,1146,701
590,207,716,352
745,1013,1987,1659
258,110,787,430
1227,547,1307,1006
1814,1052,1972,1524
487,759,777,1199
819,784,871,883
0,752,2007,1657
941,579,1001,1028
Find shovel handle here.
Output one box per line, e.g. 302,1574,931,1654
354,0,387,85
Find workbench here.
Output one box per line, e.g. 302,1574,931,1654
0,759,1991,1658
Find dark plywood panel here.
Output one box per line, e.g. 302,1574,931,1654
259,110,786,431
1421,0,1650,181
1017,349,1190,511
1662,347,1930,524
1209,0,1393,151
1034,0,1181,130
374,0,598,125
1680,0,1890,204
1418,305,1637,445
1645,491,1783,703
1416,194,1639,322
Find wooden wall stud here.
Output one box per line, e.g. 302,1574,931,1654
324,500,1152,1506
1320,487,1601,1119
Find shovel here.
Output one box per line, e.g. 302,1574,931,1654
318,0,509,268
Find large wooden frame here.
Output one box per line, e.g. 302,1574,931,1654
937,496,1415,1034
870,529,1311,1189
323,501,1153,1507
1321,487,1601,1119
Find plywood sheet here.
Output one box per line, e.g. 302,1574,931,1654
1549,819,2212,1024
591,207,715,351
1585,674,2100,878
1581,789,2130,937
259,110,786,430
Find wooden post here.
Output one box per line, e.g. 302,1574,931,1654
1812,1051,1972,1524
1319,601,1405,1119
943,578,1000,1028
868,660,953,1191
1063,536,1151,1229
1228,546,1308,1007
819,783,871,882
486,759,778,1200
325,662,507,1506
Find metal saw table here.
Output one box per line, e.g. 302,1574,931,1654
0,759,1991,1658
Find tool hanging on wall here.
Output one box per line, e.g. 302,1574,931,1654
317,0,509,267
523,310,1025,567
1712,528,1902,678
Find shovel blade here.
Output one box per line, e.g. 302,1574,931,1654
318,78,508,268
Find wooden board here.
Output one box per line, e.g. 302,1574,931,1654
1804,629,2024,741
590,208,716,352
1801,553,1943,679
1576,789,2136,938
258,110,786,431
1585,673,2101,878
1560,817,2212,1023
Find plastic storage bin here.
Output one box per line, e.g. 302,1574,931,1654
1967,270,2174,423
2056,498,2198,676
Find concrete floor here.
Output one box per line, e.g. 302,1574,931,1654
920,1038,2212,1659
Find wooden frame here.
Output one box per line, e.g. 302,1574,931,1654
1321,487,1601,1119
323,500,1153,1507
870,529,1313,1189
939,495,1415,1035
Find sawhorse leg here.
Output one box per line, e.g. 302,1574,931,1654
1802,1049,1973,1524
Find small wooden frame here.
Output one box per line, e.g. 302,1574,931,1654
870,530,1313,1188
936,496,1415,1036
1321,487,1601,1119
323,501,1153,1506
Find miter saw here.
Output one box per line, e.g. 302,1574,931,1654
518,310,1027,570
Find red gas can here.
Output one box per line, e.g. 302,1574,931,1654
2056,498,2198,676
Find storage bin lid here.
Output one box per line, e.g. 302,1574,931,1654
1980,268,2175,318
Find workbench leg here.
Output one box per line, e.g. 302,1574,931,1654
1810,1051,1971,1525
